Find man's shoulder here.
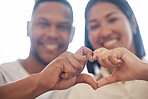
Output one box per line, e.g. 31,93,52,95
0,60,24,75
0,60,29,85
0,60,21,70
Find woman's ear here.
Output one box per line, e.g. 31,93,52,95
27,21,31,37
131,15,137,34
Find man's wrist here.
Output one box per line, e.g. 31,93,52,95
28,73,49,98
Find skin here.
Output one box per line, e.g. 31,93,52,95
0,46,97,99
87,1,137,73
0,2,98,99
93,47,148,88
87,2,136,53
21,2,73,74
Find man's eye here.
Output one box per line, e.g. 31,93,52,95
37,22,49,27
58,25,71,32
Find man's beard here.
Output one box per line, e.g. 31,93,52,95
32,49,49,66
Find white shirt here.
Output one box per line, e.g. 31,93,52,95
65,58,148,99
0,60,70,99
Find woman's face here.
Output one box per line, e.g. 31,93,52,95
87,2,135,51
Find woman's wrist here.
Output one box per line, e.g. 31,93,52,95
137,61,148,81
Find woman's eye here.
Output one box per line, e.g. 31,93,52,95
90,24,99,30
109,18,118,23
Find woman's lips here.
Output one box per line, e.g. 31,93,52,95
103,39,118,48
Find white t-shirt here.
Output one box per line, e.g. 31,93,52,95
65,58,148,99
0,60,70,99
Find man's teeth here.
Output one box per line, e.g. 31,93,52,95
45,44,58,50
104,39,118,47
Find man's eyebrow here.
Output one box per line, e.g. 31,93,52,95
37,17,48,21
60,22,72,26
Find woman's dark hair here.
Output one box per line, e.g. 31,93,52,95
32,0,73,21
84,0,145,74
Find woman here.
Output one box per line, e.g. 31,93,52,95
85,0,145,74
66,0,148,99
93,47,148,88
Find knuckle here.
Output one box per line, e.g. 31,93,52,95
101,56,106,62
81,46,86,49
63,51,71,55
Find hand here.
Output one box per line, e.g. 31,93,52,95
38,46,97,91
93,47,143,88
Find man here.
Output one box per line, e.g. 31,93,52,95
0,0,97,98
0,47,97,99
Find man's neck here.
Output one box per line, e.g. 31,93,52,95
20,56,45,74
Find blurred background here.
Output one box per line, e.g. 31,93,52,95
0,0,148,64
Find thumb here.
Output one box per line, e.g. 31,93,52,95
75,73,98,90
97,75,118,88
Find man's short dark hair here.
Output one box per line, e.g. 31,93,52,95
32,0,73,21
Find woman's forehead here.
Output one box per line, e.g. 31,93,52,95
87,2,123,20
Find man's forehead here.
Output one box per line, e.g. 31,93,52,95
34,2,71,13
32,2,72,24
35,2,72,18
32,0,73,21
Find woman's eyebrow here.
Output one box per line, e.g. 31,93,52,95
88,12,119,24
88,19,97,23
105,12,118,18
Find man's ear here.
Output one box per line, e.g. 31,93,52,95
69,26,75,43
27,21,31,37
131,15,137,34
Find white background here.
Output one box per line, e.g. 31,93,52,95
0,0,148,64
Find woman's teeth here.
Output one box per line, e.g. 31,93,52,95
104,39,118,47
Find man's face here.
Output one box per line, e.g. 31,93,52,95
28,2,73,65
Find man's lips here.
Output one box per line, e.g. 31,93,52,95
44,44,58,50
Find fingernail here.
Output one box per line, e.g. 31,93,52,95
91,56,94,62
81,65,83,69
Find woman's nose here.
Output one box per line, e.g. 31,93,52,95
100,25,112,39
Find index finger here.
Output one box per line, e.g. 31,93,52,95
93,47,108,60
75,46,93,62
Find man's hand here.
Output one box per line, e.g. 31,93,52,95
0,47,97,99
39,46,97,91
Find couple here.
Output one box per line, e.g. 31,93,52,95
0,0,148,99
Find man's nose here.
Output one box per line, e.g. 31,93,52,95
46,26,58,39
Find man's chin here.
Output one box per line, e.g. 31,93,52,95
44,56,59,65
